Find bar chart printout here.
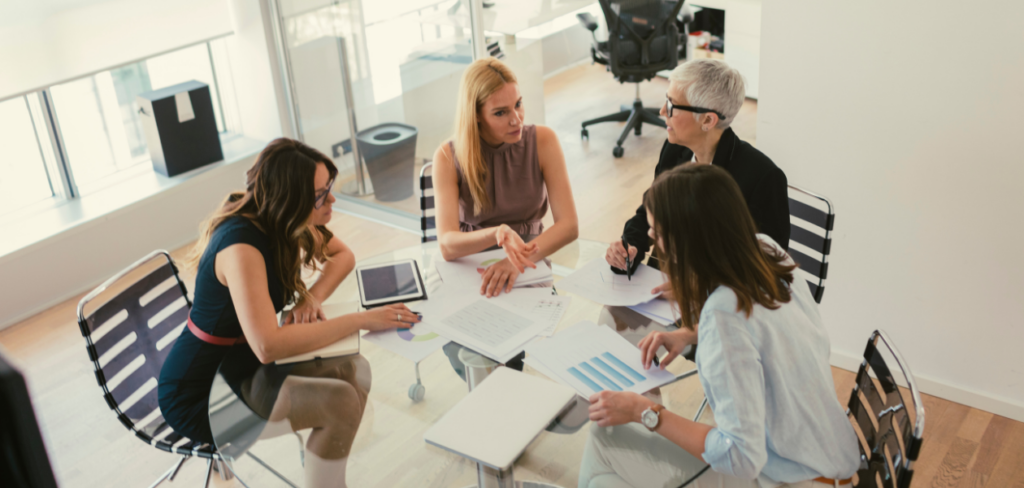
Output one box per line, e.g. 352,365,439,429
526,321,676,396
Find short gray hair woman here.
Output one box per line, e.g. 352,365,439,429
606,58,791,285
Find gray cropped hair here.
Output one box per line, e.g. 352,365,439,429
668,59,745,129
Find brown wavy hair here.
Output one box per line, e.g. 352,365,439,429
453,57,518,215
186,138,337,305
645,164,796,330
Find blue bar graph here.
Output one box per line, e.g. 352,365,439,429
602,352,646,381
568,366,602,392
592,357,635,387
579,362,622,391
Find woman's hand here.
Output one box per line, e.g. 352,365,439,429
359,303,421,332
495,224,538,273
638,328,698,370
588,391,652,427
284,296,325,325
605,240,637,270
479,258,521,297
651,281,675,302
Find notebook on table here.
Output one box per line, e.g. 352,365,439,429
276,303,360,365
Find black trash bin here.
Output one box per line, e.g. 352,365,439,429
357,123,418,202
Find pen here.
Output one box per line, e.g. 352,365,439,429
620,235,633,281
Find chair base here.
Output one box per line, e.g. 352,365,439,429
581,97,666,158
459,483,564,488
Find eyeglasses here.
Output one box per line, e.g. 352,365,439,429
314,177,335,209
665,95,726,120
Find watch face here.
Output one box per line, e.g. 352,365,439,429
642,409,658,429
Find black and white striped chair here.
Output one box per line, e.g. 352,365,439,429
420,162,437,243
846,330,925,488
76,250,294,487
787,184,835,303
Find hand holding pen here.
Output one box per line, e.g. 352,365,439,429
606,237,637,273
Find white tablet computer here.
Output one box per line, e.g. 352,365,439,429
355,259,427,308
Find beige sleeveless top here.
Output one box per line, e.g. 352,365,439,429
449,124,548,238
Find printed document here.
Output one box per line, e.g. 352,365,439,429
435,249,553,291
555,259,666,306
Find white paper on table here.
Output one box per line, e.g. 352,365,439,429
628,298,676,326
555,259,666,306
525,321,676,397
434,249,553,291
362,321,449,363
492,288,570,337
417,285,549,361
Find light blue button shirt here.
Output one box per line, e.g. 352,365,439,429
696,236,860,483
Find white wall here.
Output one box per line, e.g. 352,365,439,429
758,0,1024,420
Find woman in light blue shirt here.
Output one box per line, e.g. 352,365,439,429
578,164,859,488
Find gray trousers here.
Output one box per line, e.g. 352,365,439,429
578,423,832,488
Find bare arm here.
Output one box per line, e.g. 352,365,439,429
433,143,505,259
309,235,355,302
286,234,355,324
218,244,416,364
527,125,578,260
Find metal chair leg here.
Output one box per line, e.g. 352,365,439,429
246,451,299,488
293,432,305,467
693,396,708,422
146,456,189,488
203,459,214,488
219,458,254,488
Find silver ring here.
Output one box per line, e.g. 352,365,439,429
397,313,401,322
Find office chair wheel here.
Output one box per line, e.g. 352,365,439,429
580,128,589,139
634,125,641,136
612,146,624,158
409,383,426,402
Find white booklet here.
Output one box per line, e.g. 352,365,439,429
434,249,553,291
276,303,360,365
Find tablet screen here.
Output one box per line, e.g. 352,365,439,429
360,262,419,301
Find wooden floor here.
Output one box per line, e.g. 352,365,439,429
2,63,1022,487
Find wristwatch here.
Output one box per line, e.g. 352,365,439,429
641,404,665,431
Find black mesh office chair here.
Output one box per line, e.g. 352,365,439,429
846,330,925,488
577,0,686,158
788,184,835,303
77,251,296,487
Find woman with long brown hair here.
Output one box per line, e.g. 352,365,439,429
158,138,417,487
579,165,858,488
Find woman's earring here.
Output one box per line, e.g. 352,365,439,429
702,126,708,132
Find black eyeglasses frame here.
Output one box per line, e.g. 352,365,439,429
665,95,726,120
314,177,335,210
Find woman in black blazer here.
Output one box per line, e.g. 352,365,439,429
607,59,790,277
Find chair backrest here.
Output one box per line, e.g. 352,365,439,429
847,330,925,488
787,184,834,303
599,0,684,82
420,162,437,243
76,250,205,455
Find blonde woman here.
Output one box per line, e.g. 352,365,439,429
433,57,579,298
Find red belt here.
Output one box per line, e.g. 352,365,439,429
187,317,246,346
814,477,852,486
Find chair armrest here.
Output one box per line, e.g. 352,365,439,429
577,12,599,32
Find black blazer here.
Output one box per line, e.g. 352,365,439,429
620,128,790,271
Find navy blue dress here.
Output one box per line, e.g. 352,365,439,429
158,217,286,443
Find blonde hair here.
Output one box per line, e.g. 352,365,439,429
453,57,517,215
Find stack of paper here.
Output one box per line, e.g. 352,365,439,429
628,298,676,326
434,249,553,291
555,259,666,306
524,321,676,397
